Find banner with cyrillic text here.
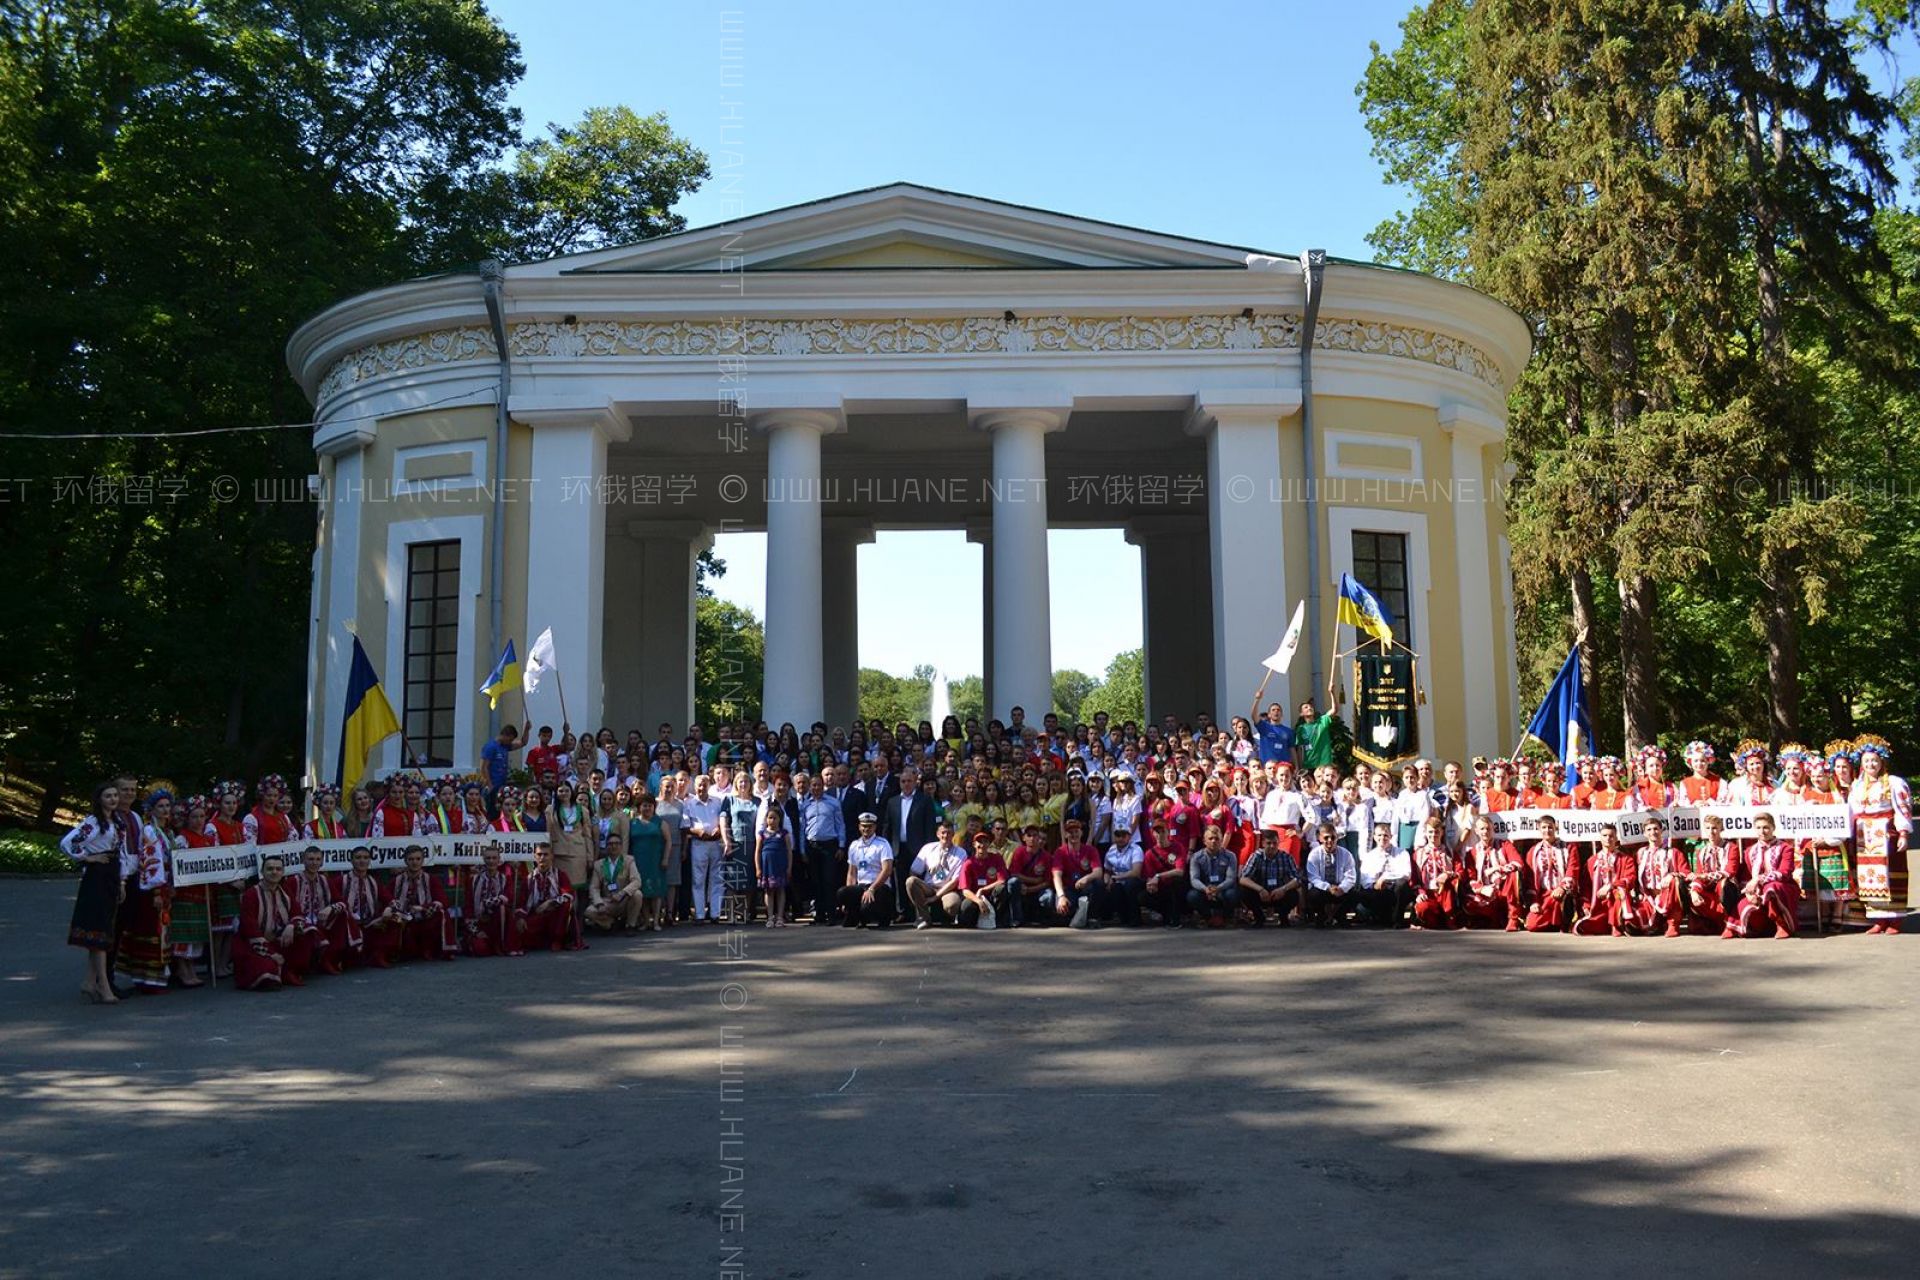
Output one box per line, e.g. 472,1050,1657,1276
170,830,549,886
1483,804,1851,846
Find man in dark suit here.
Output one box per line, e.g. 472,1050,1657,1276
883,768,936,921
832,763,863,830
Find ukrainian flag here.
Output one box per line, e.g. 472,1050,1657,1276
336,635,401,793
1336,572,1394,646
1521,643,1594,792
481,639,520,710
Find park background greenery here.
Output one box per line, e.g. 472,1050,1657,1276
2,0,1916,826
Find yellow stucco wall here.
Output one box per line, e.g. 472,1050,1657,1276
1298,396,1499,765
339,405,500,769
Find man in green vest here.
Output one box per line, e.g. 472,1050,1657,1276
1294,699,1336,773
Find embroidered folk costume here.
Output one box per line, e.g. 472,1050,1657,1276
1848,738,1911,934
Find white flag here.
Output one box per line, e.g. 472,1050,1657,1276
524,627,557,693
1261,601,1306,674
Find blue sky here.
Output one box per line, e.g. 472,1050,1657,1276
484,0,1915,680
485,0,1431,679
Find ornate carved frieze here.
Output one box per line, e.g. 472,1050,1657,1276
315,311,1501,406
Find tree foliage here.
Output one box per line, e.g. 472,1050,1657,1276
0,1,706,820
1361,0,1920,759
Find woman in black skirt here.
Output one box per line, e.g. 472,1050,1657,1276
60,781,127,1004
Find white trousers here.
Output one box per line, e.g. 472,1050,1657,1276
691,840,726,919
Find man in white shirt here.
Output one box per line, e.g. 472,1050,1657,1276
1354,821,1413,928
838,813,895,929
905,822,966,928
680,775,726,924
1304,823,1359,927
1094,822,1145,926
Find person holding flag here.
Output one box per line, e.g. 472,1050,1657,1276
1248,601,1305,765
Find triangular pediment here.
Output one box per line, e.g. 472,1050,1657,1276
510,183,1268,276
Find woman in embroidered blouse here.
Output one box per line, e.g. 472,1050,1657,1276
62,781,126,1004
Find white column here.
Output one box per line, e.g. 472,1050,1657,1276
607,520,710,735
521,400,628,734
318,429,372,786
1440,404,1502,757
965,520,994,715
1126,518,1214,722
821,519,873,729
753,406,844,727
1191,393,1298,722
973,406,1068,721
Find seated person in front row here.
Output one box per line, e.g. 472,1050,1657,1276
1725,812,1801,940
838,812,896,928
954,833,1008,928
1006,821,1057,926
1186,824,1241,927
519,844,585,951
235,853,315,990
1239,827,1302,925
585,831,644,932
1304,822,1358,927
1354,822,1413,927
905,821,966,928
1523,814,1578,933
289,845,358,974
465,844,525,956
1047,821,1103,929
1141,814,1189,927
334,846,402,967
1092,822,1145,926
391,844,458,960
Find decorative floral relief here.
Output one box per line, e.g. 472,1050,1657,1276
316,311,1501,405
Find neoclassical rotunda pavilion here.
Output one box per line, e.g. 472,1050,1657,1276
288,183,1530,782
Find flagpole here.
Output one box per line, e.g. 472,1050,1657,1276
1324,583,1342,709
553,666,572,730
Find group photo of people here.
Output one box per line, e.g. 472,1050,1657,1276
60,701,1913,1003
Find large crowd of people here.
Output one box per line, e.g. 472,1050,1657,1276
58,699,1913,1002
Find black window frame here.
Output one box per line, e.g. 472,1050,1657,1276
1350,530,1411,656
402,539,462,767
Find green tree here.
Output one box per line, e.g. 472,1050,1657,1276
1079,650,1145,726
1356,0,1472,277
694,597,762,727
0,3,712,823
426,103,709,268
1050,668,1098,723
0,0,526,819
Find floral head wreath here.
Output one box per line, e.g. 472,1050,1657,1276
1638,745,1667,765
1733,739,1769,767
1777,742,1811,765
182,793,210,817
214,780,246,801
311,784,340,805
1854,734,1891,763
1597,755,1623,771
144,787,175,815
257,773,286,792
1683,740,1715,763
1823,739,1857,768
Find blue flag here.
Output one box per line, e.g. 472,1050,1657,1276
1521,644,1593,792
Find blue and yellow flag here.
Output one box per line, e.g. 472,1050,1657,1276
481,638,520,710
337,635,401,793
1336,572,1394,646
1521,643,1593,792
